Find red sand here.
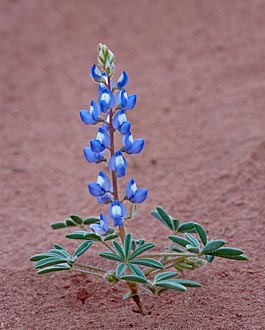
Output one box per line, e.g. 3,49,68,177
1,1,265,329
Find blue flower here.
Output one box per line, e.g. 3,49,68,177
80,100,101,125
90,214,110,236
125,178,148,203
83,148,106,163
122,132,144,154
112,110,131,135
90,64,104,83
108,201,127,226
90,127,110,153
98,88,115,113
88,171,112,197
115,71,128,89
108,151,128,177
116,90,136,110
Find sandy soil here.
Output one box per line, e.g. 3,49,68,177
1,0,265,329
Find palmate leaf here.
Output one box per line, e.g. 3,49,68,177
209,247,248,260
37,263,72,274
73,240,93,258
131,258,163,269
53,243,64,250
156,207,173,230
150,209,173,230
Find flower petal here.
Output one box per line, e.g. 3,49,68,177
131,188,148,203
88,183,104,196
116,71,128,89
83,148,105,163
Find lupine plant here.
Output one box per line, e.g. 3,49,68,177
30,44,248,316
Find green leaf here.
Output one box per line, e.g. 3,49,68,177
172,218,180,231
177,222,195,232
112,241,125,260
65,231,101,241
156,207,173,230
129,242,155,260
50,222,67,229
194,223,208,245
131,258,163,269
70,214,83,225
102,233,119,241
99,251,122,262
215,254,248,261
115,263,126,278
65,219,79,227
83,216,100,225
124,233,132,259
128,264,146,279
48,248,70,259
172,246,185,253
150,209,172,230
119,275,147,284
34,257,68,269
175,279,201,287
185,233,200,248
123,291,133,300
211,247,244,256
206,255,215,263
30,253,53,261
168,235,191,248
154,271,178,283
54,243,64,250
155,280,187,292
202,240,226,254
186,244,200,253
37,263,71,274
73,240,93,258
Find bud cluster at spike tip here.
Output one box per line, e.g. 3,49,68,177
80,44,148,234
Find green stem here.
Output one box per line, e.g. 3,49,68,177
102,241,116,254
73,268,104,278
143,252,199,258
75,262,106,273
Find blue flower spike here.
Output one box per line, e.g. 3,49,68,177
98,88,115,113
90,214,110,236
90,127,111,153
112,110,131,135
88,171,112,197
83,148,105,163
108,151,128,177
122,132,144,154
115,71,128,89
125,178,148,203
108,201,127,226
80,100,101,125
